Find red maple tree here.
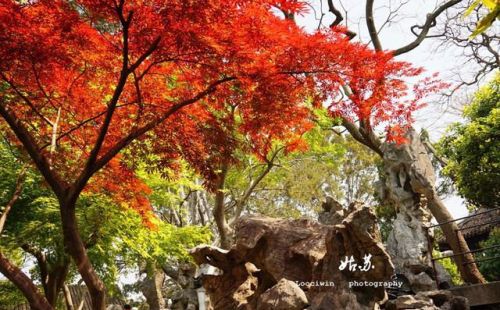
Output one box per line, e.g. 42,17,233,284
0,1,432,309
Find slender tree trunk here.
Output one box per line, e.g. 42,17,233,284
60,198,106,310
23,244,71,307
44,261,70,306
213,163,232,249
214,186,231,249
141,265,166,310
0,251,54,310
426,191,486,283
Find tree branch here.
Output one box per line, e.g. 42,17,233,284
0,104,65,197
327,0,344,27
0,166,27,233
366,0,383,51
230,146,284,223
0,251,53,310
393,0,462,56
86,77,236,181
341,117,383,157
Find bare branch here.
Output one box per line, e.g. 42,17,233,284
393,0,462,56
327,0,344,27
366,0,383,51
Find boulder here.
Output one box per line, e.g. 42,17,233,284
257,278,308,310
386,294,436,309
416,290,469,310
191,203,394,309
318,197,344,225
385,290,470,310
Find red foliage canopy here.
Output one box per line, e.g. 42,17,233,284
0,0,434,214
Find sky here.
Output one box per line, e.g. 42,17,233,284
297,0,498,219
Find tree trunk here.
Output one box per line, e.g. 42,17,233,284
0,251,54,310
44,261,70,306
24,244,71,307
213,163,232,249
381,128,485,285
426,192,486,283
60,199,107,309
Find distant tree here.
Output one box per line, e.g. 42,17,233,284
0,139,209,307
233,117,381,219
438,74,499,209
477,228,500,281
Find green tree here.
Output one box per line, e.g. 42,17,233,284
223,111,381,219
0,280,27,307
439,74,500,208
0,139,210,307
477,228,500,281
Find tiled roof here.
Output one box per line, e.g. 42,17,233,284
437,208,500,246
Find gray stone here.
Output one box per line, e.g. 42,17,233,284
385,290,470,310
318,197,345,225
257,279,308,310
386,294,437,310
382,129,437,292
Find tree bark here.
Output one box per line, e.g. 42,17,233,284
426,191,486,283
44,261,70,306
0,251,54,310
213,163,232,249
21,244,71,306
60,198,106,310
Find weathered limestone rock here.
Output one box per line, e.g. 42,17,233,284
318,197,344,225
386,294,436,309
434,261,453,289
140,266,166,310
417,290,469,310
166,263,200,310
380,129,436,292
381,128,485,286
385,290,470,310
257,278,308,310
191,203,394,310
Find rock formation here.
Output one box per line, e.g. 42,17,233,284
191,203,394,309
379,129,438,292
257,279,308,310
380,129,484,287
385,290,469,310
